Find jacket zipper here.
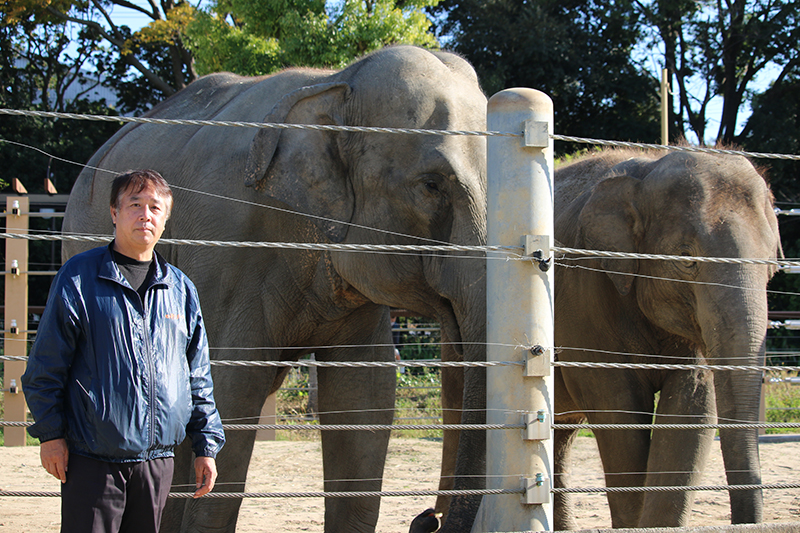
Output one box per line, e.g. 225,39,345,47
140,287,157,453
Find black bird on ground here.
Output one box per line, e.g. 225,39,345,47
409,508,442,533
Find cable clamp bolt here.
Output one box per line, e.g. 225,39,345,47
522,473,551,505
526,344,551,377
524,410,550,441
523,235,552,272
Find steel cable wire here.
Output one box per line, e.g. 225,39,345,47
3,108,800,160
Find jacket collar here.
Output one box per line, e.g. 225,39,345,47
98,242,174,289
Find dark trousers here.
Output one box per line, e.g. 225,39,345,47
61,453,174,533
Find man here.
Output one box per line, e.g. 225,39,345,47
22,169,225,533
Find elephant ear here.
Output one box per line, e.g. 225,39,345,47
577,174,643,295
243,82,353,242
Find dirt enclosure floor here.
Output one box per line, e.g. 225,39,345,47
1,437,799,532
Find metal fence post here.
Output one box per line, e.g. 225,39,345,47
479,89,554,532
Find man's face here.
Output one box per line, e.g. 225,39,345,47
110,183,170,260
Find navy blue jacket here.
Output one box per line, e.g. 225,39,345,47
22,244,225,462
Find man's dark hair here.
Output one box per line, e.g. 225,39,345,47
110,169,173,218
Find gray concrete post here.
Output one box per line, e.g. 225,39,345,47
477,89,555,531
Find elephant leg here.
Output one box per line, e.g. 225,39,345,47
437,365,486,533
553,368,583,531
593,425,651,528
436,343,465,518
572,370,653,528
180,426,259,533
177,363,276,533
561,368,653,528
553,425,580,531
317,348,396,533
638,369,716,528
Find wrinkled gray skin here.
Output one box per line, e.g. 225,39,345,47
61,46,488,533
552,149,781,529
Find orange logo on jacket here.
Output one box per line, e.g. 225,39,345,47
164,313,184,320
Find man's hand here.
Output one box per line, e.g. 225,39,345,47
193,456,218,498
40,438,69,483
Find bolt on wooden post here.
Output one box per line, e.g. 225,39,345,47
4,196,30,446
479,88,554,532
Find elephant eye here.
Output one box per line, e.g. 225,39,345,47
425,180,440,193
679,251,698,271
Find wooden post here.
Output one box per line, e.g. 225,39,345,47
4,196,29,446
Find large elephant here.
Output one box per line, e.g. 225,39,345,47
61,45,488,533
552,149,781,528
439,148,781,532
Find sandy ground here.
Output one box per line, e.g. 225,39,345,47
1,437,799,532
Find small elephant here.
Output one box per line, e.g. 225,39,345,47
439,148,781,532
553,149,781,528
62,46,488,533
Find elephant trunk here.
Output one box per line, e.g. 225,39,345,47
703,280,767,524
438,330,486,532
430,251,487,532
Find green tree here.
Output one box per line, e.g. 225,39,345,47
186,0,440,76
0,22,122,304
0,21,121,193
433,0,660,156
2,0,200,97
742,75,800,361
743,76,800,201
3,0,441,102
637,0,800,145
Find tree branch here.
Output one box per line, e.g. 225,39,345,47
90,0,125,42
44,6,176,96
108,0,159,20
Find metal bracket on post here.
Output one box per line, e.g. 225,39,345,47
526,344,551,377
523,235,552,272
522,474,551,505
524,120,550,148
524,410,551,441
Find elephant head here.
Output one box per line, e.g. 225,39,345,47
241,46,488,359
571,150,781,524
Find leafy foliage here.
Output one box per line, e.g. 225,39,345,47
1,0,201,97
743,75,800,203
0,22,122,305
433,0,660,156
393,317,441,365
0,21,122,193
764,371,800,433
634,0,800,145
743,75,800,359
185,0,439,76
